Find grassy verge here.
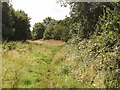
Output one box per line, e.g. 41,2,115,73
2,39,119,88
2,41,92,88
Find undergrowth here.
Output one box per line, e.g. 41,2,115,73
2,39,120,88
2,41,92,88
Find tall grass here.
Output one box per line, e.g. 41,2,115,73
2,39,119,88
2,41,91,88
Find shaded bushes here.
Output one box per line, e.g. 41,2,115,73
32,22,45,40
2,2,31,41
43,24,70,42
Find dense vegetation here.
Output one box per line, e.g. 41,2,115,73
32,17,71,42
1,1,120,88
2,2,31,41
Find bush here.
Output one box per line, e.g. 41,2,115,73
2,41,17,50
32,22,45,40
43,24,70,42
94,6,120,88
43,25,54,40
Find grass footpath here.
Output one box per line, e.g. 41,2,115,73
2,40,92,88
2,39,119,88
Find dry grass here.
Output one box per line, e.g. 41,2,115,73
27,39,65,46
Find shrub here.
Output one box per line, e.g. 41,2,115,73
43,24,70,42
32,22,45,40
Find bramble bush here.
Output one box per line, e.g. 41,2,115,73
94,6,120,88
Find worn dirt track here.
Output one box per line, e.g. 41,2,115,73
26,39,65,46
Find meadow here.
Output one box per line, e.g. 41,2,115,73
2,40,93,88
2,39,119,88
1,1,120,88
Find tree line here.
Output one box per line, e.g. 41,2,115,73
2,1,120,88
2,2,120,44
32,17,70,42
2,2,31,41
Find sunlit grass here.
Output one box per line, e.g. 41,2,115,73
1,41,95,88
2,39,118,88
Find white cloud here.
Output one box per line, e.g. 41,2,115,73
11,0,70,29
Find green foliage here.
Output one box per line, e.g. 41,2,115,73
2,2,14,40
58,17,72,27
43,25,54,40
2,41,17,50
2,41,94,88
43,17,58,29
43,24,70,42
69,3,100,38
54,24,70,41
13,10,31,40
64,2,119,88
2,2,31,41
69,2,115,39
42,17,71,42
32,22,45,40
2,1,120,88
94,5,120,88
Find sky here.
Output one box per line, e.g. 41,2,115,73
11,0,70,29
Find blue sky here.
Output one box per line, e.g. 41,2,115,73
11,0,70,29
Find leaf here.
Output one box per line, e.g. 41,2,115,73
109,31,113,35
117,21,120,24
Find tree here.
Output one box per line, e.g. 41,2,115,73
68,2,115,38
32,22,45,40
43,23,70,42
43,17,58,29
13,10,31,40
2,2,31,41
94,3,120,88
2,2,14,40
54,24,70,41
43,25,54,40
